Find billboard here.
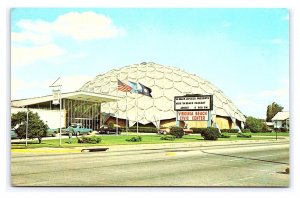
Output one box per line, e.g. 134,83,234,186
174,95,213,111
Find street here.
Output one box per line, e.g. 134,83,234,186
11,141,289,187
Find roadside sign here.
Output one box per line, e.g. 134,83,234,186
174,95,213,111
52,89,61,105
178,111,209,121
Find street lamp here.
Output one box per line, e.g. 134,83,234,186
50,77,62,146
26,108,28,147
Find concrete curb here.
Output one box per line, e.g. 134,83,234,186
11,138,289,154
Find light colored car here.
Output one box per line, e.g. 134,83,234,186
46,127,67,137
66,124,92,136
11,129,18,139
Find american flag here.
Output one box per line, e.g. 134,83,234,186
118,79,132,92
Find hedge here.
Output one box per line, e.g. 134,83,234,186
126,136,142,142
220,129,239,133
237,132,252,138
241,129,251,133
190,128,207,134
160,135,176,141
78,136,102,144
121,127,157,133
220,132,231,138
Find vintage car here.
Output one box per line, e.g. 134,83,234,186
66,124,93,136
46,127,67,137
11,129,18,139
97,125,121,135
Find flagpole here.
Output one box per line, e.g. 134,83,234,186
116,76,119,135
126,91,128,135
136,91,139,134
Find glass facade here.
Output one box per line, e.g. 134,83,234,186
64,99,102,130
26,98,103,130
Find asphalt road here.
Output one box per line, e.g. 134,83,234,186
11,141,289,187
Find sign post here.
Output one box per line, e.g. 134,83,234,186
207,111,211,127
176,111,179,127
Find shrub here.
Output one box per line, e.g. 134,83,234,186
169,126,184,138
190,128,207,135
108,122,114,129
237,132,252,138
280,128,289,132
201,127,220,140
220,129,239,133
126,136,142,142
241,129,251,133
245,116,267,133
79,136,102,144
160,135,176,141
220,132,231,138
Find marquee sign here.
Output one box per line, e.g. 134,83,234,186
174,95,213,111
178,111,209,121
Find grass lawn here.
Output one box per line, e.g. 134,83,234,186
11,133,285,149
250,132,289,136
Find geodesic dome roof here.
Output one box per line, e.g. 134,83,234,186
80,62,245,127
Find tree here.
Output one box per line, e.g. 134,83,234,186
266,102,284,122
244,116,267,133
11,110,48,144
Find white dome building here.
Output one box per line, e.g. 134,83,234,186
80,62,245,129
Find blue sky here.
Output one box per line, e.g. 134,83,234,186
11,8,289,119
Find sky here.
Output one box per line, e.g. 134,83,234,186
10,8,289,119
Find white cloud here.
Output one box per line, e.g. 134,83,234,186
234,79,289,118
60,75,94,92
11,31,52,45
11,44,66,67
269,38,285,45
11,11,126,67
11,78,42,99
12,11,126,44
53,12,126,41
11,75,94,99
259,87,288,99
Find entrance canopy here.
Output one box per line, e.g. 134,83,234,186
11,91,121,107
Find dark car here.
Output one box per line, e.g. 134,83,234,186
97,125,121,134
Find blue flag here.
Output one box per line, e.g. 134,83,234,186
128,81,139,93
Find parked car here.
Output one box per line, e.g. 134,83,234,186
11,129,18,139
66,124,93,136
46,127,67,137
183,128,193,135
157,127,170,135
97,125,121,135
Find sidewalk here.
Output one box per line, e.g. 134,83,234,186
11,137,289,154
